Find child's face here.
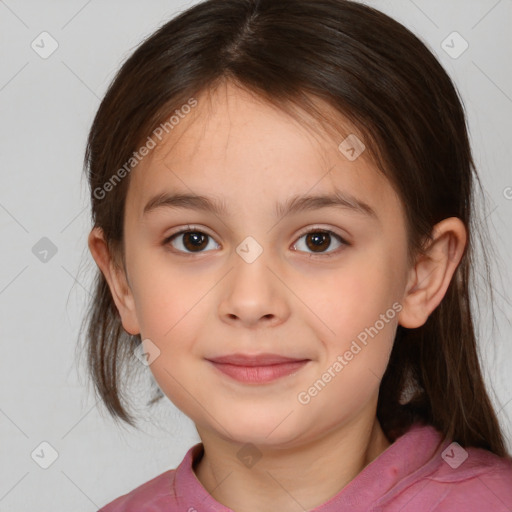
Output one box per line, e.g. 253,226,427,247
118,82,411,446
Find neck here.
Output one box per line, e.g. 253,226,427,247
193,407,391,512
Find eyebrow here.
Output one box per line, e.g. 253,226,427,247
143,190,377,219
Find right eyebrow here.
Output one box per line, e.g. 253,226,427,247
143,192,228,216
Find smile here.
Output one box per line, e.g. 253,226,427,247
207,360,310,384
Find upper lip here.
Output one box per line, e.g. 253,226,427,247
207,353,310,366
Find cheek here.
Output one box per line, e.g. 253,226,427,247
302,247,402,385
301,267,399,416
133,268,210,412
129,251,206,340
314,253,400,334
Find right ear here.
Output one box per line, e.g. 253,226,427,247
88,227,140,335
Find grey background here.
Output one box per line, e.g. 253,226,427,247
0,0,511,510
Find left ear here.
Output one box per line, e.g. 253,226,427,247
398,217,467,329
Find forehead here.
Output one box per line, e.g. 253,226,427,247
127,82,401,224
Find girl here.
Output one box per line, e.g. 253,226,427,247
81,0,512,510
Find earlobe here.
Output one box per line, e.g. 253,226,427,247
87,227,140,335
398,217,467,329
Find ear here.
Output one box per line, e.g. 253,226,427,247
398,217,467,329
88,227,140,335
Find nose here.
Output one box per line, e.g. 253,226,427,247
218,252,290,328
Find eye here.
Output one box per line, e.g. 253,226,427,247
163,226,349,257
292,228,348,257
164,226,219,254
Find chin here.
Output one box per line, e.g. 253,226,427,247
215,414,308,449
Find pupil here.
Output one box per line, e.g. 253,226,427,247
184,232,207,251
307,232,330,252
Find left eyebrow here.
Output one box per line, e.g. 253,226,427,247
275,191,377,219
142,190,378,220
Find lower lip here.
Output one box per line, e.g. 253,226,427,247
208,360,309,383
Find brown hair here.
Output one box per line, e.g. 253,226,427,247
77,0,509,456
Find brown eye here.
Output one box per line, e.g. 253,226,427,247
165,229,219,253
182,232,208,251
293,229,347,257
305,232,331,252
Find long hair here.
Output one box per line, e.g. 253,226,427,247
78,0,508,456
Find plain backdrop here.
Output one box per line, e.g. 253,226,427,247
0,0,511,510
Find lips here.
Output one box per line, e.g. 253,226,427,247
206,353,310,366
206,353,311,384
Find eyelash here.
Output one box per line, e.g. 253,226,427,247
162,225,349,258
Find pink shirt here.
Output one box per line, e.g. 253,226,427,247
98,422,512,511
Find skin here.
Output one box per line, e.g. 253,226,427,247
89,81,467,511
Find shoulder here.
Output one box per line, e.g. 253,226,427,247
96,443,203,512
386,444,512,511
430,446,512,510
97,468,176,512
